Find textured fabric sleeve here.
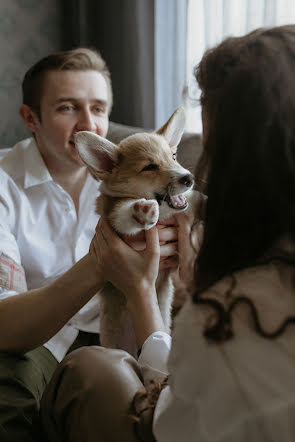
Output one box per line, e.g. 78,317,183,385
0,170,26,295
153,386,201,442
0,252,27,293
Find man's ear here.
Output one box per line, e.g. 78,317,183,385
75,131,117,178
19,104,40,133
156,106,186,152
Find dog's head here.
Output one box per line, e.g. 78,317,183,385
75,107,194,218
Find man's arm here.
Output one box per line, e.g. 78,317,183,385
0,219,178,355
0,252,103,354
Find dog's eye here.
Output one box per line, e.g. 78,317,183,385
141,164,159,172
172,153,176,161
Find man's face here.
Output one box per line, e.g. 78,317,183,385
32,70,109,171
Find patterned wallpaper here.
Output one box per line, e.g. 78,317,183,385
0,0,62,147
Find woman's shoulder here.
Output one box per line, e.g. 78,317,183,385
169,258,295,382
176,257,292,333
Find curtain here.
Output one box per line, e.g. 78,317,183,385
61,0,188,129
186,0,295,132
155,0,188,127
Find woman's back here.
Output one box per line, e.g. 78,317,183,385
154,245,295,441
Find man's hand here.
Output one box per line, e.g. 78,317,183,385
123,217,178,270
91,218,160,298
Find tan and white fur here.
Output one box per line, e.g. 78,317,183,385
75,107,195,357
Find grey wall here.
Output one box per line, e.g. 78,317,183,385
0,0,62,147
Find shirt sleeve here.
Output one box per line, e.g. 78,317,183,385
153,386,200,442
0,170,27,296
0,252,27,294
0,288,18,301
137,331,171,385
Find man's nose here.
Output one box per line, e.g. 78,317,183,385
76,110,96,132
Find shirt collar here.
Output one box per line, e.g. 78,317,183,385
24,138,53,189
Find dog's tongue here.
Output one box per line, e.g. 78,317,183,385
170,193,187,208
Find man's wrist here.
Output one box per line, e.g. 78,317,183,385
85,252,105,291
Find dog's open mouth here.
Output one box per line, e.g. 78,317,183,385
155,192,188,210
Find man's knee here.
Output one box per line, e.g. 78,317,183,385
57,346,145,398
40,346,146,442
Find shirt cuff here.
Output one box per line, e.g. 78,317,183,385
0,288,18,301
138,331,172,385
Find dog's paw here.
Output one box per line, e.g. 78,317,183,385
132,199,159,229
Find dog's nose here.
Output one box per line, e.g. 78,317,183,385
179,173,194,187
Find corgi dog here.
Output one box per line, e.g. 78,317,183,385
75,107,195,357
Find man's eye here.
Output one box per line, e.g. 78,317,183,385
60,105,74,112
172,153,176,160
141,164,159,172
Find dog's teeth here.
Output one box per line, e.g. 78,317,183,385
170,194,187,207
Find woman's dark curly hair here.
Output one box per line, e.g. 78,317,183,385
192,25,295,340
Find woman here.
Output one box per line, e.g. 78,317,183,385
41,25,295,441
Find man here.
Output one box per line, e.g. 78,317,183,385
0,48,178,441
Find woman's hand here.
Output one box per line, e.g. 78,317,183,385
123,218,179,270
157,218,179,269
90,217,160,303
175,212,204,289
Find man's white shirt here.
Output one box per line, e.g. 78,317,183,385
0,138,101,361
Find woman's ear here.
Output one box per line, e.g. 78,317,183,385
19,104,40,133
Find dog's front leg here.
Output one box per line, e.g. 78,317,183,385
109,198,159,235
156,270,174,332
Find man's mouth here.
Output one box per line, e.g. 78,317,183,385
155,192,188,210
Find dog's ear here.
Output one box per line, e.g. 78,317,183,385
156,106,186,151
75,131,117,177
